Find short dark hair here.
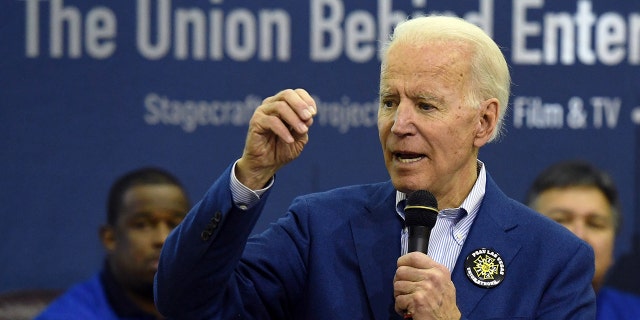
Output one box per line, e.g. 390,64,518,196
526,160,621,232
106,167,188,226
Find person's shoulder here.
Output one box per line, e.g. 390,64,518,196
599,286,640,302
306,181,394,199
485,182,588,249
48,275,101,303
597,286,640,319
35,273,117,320
515,199,585,243
286,181,394,218
485,177,571,232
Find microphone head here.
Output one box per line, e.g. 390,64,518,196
404,190,438,228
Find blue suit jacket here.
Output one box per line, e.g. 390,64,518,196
155,164,595,319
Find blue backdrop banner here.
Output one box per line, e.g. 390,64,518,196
1,0,639,292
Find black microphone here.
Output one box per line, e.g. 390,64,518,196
402,190,438,320
404,190,438,254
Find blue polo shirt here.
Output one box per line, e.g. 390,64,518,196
35,263,157,320
597,286,640,320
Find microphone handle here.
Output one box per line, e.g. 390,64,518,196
407,225,430,254
404,225,431,319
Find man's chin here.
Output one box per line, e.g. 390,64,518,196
131,282,155,300
391,179,424,194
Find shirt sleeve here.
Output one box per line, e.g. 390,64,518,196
230,159,274,210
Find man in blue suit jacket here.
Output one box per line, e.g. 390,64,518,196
155,15,595,319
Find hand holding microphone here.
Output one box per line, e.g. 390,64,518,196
394,190,461,319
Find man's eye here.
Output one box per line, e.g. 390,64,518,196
551,216,570,224
418,103,435,111
588,218,611,230
131,220,151,229
381,100,395,108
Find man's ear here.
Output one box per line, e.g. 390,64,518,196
474,98,499,147
99,225,116,252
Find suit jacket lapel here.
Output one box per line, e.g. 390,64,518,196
350,182,402,320
347,174,522,318
452,173,522,316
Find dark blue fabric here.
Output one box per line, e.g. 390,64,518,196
597,286,640,320
155,164,596,319
35,266,156,320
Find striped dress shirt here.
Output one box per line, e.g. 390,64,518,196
397,161,486,272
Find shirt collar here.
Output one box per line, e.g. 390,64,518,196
395,160,486,220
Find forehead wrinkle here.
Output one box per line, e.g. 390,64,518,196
406,87,445,105
381,68,457,108
382,49,470,105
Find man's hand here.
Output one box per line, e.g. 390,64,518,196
394,252,461,320
236,88,317,190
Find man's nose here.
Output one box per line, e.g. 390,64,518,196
391,102,417,135
567,221,587,240
153,222,173,245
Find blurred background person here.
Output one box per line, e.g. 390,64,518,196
36,167,191,320
526,160,640,319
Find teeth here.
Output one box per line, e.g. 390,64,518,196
397,155,423,163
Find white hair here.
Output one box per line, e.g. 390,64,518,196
380,15,511,142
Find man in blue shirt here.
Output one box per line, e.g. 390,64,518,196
37,167,190,320
527,160,640,320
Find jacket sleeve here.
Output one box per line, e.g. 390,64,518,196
154,163,269,319
154,163,310,319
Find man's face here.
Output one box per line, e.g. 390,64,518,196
532,186,615,291
378,40,497,207
101,184,189,295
